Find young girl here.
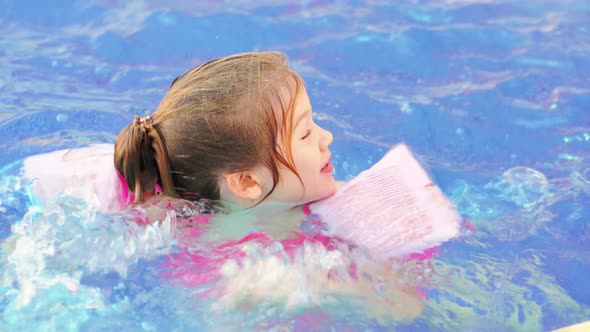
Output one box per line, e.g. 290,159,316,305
114,51,337,226
23,52,426,322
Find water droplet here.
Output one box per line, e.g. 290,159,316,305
400,102,412,114
559,154,579,161
56,113,68,122
356,35,373,42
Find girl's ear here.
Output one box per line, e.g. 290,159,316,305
224,170,264,202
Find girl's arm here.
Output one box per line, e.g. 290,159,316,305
216,244,425,322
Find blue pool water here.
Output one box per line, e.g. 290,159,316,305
1,1,589,331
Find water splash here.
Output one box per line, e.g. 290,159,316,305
1,187,178,330
485,167,549,208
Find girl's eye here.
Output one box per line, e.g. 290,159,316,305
301,129,311,140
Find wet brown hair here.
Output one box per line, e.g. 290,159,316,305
114,52,303,204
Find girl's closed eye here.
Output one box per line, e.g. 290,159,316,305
301,129,312,140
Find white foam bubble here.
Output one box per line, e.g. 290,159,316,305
3,193,178,312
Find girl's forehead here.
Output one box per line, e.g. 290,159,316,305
269,77,305,117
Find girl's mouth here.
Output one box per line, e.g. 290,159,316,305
320,161,333,173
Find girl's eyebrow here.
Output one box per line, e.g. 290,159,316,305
294,109,311,128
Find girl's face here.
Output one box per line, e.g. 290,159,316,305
266,85,336,204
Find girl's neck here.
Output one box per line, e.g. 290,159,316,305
204,201,306,242
227,199,299,215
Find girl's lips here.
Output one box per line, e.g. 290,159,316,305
321,161,333,173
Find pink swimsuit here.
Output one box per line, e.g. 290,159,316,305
160,204,360,290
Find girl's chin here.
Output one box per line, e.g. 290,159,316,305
314,182,338,202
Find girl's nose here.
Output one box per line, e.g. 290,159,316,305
320,127,333,150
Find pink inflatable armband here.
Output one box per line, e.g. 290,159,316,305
310,143,460,259
23,144,130,212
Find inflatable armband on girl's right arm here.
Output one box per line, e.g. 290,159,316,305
310,143,461,259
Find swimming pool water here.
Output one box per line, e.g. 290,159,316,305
1,1,589,331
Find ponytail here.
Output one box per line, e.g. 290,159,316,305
114,115,176,203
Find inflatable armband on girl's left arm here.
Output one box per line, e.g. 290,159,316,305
310,143,461,259
23,144,130,212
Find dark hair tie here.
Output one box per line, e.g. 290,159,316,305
134,115,153,130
